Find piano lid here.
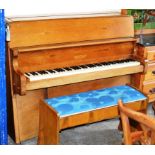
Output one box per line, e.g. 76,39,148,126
6,12,121,22
7,15,134,48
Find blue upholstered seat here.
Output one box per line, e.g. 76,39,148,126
45,85,146,117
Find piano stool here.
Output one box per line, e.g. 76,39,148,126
37,85,148,144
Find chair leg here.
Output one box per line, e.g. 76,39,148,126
151,132,155,144
120,111,132,144
38,101,59,145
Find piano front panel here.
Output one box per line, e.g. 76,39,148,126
47,75,131,98
8,16,134,48
14,89,46,142
18,41,135,73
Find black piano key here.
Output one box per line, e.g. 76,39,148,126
117,60,124,63
54,68,65,72
45,71,50,74
100,62,108,65
86,64,96,68
77,65,83,69
119,60,124,62
42,71,48,74
95,62,104,66
94,63,102,66
114,60,121,63
30,72,38,76
93,63,97,66
63,67,72,71
37,71,42,74
25,73,31,76
47,70,56,73
70,66,81,70
79,65,88,69
110,61,116,64
38,71,48,75
106,62,111,65
128,59,135,62
123,59,128,62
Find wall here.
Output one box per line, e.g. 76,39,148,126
0,9,7,145
2,0,121,17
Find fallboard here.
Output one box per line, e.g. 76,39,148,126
16,41,135,73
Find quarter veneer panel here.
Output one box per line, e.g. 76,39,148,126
60,101,147,130
47,75,131,98
18,42,134,73
14,89,46,142
8,16,134,48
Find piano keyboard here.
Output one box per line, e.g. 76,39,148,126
24,59,140,81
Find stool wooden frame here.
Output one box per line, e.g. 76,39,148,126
38,96,148,145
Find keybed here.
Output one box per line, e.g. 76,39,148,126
25,59,140,81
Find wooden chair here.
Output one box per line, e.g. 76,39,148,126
118,100,155,145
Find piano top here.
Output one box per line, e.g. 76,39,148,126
7,15,134,48
6,12,121,22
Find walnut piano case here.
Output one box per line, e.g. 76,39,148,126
6,14,144,143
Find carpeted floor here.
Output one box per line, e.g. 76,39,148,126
8,104,154,145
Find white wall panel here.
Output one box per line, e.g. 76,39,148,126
1,0,154,17
1,0,122,17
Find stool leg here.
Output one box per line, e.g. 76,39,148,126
38,101,59,145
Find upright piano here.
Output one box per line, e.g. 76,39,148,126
6,14,144,143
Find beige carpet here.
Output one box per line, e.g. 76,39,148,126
8,104,154,145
